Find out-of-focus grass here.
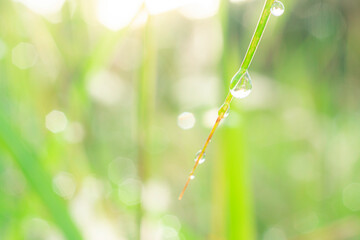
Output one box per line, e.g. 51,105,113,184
1,0,360,240
0,113,83,239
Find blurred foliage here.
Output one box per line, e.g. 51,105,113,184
1,0,360,239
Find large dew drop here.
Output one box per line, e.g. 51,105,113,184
271,1,285,17
229,69,252,99
194,150,206,164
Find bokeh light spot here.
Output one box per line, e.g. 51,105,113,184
53,172,77,200
12,42,38,69
45,110,68,133
118,178,142,206
177,112,195,130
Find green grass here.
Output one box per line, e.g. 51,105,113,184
1,0,359,240
0,113,83,239
179,0,276,200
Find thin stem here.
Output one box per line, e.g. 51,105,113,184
179,0,275,200
240,0,274,70
179,94,232,200
136,15,156,239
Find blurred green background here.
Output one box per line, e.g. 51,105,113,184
1,0,359,239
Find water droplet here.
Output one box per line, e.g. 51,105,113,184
190,175,195,180
177,112,196,130
194,150,206,164
271,1,285,17
224,108,230,118
218,103,230,118
229,69,252,99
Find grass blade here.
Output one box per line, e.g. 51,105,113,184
0,113,83,240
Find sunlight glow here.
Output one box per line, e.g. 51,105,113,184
179,0,220,19
86,70,125,106
230,0,251,3
96,0,143,31
145,0,187,15
15,0,66,15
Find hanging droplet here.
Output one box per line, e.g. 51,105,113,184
194,150,206,164
218,103,230,118
190,175,195,180
229,69,252,99
271,1,285,17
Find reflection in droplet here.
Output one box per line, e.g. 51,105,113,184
271,1,285,17
45,110,68,133
177,112,196,130
194,150,206,164
229,69,252,99
190,175,195,180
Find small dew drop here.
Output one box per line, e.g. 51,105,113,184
229,69,252,99
271,1,285,17
190,175,195,180
224,108,230,118
177,112,196,130
194,150,206,164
